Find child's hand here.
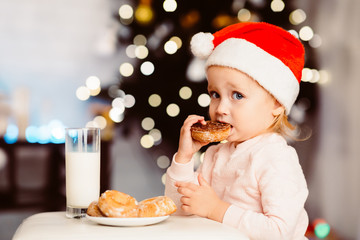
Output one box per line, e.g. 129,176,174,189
175,115,208,164
175,174,230,222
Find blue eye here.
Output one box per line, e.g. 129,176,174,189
210,91,219,99
232,92,243,100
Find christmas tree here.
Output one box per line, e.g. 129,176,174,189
97,0,323,163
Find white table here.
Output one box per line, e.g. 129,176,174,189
13,212,249,240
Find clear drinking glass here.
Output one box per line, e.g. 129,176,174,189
65,128,101,218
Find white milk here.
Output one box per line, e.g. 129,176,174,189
65,152,100,208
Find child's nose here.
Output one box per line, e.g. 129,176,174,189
216,99,229,115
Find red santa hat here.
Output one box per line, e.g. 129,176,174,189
190,22,305,114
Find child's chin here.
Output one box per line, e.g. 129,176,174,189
226,133,243,143
225,135,234,142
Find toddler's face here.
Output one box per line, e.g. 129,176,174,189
207,66,282,143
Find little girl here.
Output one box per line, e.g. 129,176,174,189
165,22,309,239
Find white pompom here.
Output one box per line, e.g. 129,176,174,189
190,32,214,59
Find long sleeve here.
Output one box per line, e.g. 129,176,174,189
164,154,198,215
164,145,221,215
222,143,309,240
165,134,309,239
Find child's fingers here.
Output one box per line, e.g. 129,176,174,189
186,114,204,121
175,181,199,191
184,115,205,127
180,196,191,205
181,204,191,213
176,186,193,197
198,173,210,187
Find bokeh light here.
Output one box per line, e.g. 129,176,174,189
25,126,38,143
186,58,206,82
86,76,101,90
179,86,192,100
170,36,182,49
112,98,125,112
180,10,200,29
270,0,285,12
318,70,331,85
86,121,98,128
119,4,134,20
119,63,134,77
109,107,125,123
163,0,177,12
198,93,211,107
166,103,180,117
48,120,65,143
140,134,154,148
0,149,6,169
161,173,166,185
164,40,178,54
76,86,90,101
135,45,149,59
149,128,162,144
4,124,18,144
124,94,136,108
289,9,306,25
126,45,137,58
108,85,125,98
93,116,107,129
38,125,51,144
24,121,66,144
237,9,251,22
141,117,155,131
302,68,313,82
299,26,314,41
50,127,65,144
212,14,233,29
157,155,170,169
288,29,299,39
89,87,101,96
119,4,134,25
134,34,147,45
313,219,331,239
310,69,320,83
148,94,162,107
309,34,322,48
301,68,326,84
135,4,154,25
140,61,155,76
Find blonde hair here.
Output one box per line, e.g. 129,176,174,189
268,110,306,141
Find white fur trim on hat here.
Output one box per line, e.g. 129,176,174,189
190,32,214,59
206,38,299,114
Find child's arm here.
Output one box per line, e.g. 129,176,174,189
164,115,209,215
175,174,230,222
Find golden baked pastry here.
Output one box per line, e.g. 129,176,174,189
86,201,105,217
138,196,177,217
191,121,231,142
98,190,138,218
89,190,177,218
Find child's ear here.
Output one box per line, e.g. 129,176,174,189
272,102,285,116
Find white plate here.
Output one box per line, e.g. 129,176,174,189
86,215,169,227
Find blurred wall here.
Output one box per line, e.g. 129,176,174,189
299,0,360,238
0,0,124,128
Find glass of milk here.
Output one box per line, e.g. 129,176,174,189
65,128,100,218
